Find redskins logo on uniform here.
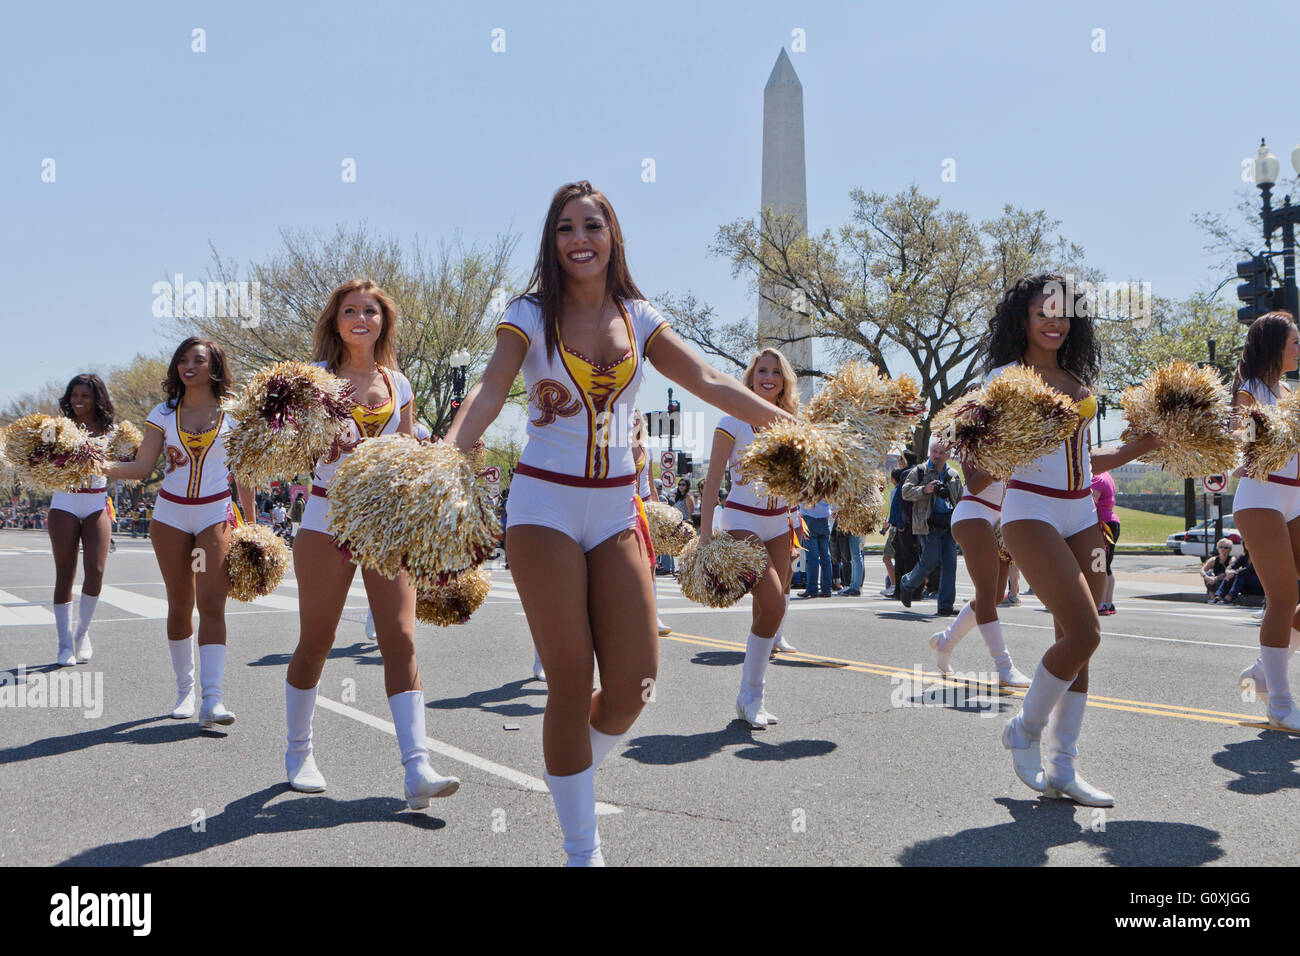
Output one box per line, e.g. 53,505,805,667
530,379,582,426
164,445,187,474
322,419,363,464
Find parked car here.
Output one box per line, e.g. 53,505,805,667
1166,515,1244,558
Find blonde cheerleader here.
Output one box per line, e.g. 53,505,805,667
283,279,460,807
1230,312,1300,731
989,274,1159,806
444,181,789,865
698,349,800,728
104,338,256,726
47,375,115,667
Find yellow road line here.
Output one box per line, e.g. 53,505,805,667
660,630,1275,730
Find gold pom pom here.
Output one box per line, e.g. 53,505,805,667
102,421,143,463
644,500,697,556
225,361,353,486
832,472,889,536
5,414,106,492
678,533,770,608
225,523,291,602
806,361,925,471
994,522,1014,567
415,567,492,626
328,435,500,580
1118,361,1239,477
1239,388,1300,478
739,419,872,507
930,366,1081,480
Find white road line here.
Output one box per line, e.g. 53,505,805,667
1002,620,1256,650
90,584,172,619
314,695,620,815
0,589,56,625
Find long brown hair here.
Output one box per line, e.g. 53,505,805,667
312,279,400,372
515,181,645,359
162,337,231,409
1233,311,1297,396
742,348,800,415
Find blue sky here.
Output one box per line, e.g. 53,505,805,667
4,0,1298,458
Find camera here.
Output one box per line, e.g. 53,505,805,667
934,484,951,500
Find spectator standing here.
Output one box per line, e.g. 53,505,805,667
897,441,963,615
1091,470,1119,615
797,500,833,598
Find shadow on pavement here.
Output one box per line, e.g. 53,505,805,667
247,641,382,669
56,785,443,866
896,797,1224,866
621,725,836,765
427,679,546,718
1,717,196,764
1211,732,1300,794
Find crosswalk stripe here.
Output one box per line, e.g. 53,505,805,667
91,584,172,619
0,589,56,626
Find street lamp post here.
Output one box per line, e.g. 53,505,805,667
449,349,471,421
1250,139,1300,320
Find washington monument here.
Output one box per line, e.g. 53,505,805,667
758,48,813,401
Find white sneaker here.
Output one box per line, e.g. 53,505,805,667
929,632,953,675
286,751,327,793
998,665,1033,688
880,587,895,597
404,759,460,808
736,693,768,729
171,687,196,719
1044,772,1114,807
198,701,236,728
74,631,92,662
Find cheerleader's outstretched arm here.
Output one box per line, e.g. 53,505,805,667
103,427,163,482
1091,434,1162,474
444,329,527,452
646,328,791,430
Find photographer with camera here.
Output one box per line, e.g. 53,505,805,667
897,440,963,615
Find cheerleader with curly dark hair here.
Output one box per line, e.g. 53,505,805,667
47,374,115,666
972,273,1161,806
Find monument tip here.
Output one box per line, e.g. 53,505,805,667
765,47,801,89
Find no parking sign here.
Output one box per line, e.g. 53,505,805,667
1202,474,1226,494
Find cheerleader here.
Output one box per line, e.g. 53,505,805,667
443,181,789,865
930,380,1031,687
47,374,115,667
283,279,460,806
698,348,799,728
1230,312,1300,731
104,338,255,726
987,274,1160,806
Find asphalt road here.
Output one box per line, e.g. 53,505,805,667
1,529,1295,867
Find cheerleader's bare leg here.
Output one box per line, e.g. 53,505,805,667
1000,519,1111,805
47,510,82,666
150,520,199,718
1233,509,1300,730
730,529,787,729
767,537,795,655
941,519,1028,686
193,519,236,728
73,508,111,662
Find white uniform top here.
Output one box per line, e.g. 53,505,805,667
497,296,669,480
989,361,1096,493
145,402,233,500
1240,377,1300,480
715,415,791,513
310,362,414,490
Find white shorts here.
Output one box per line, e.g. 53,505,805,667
151,496,233,537
299,493,332,536
506,472,637,553
49,491,108,521
720,503,793,543
1232,475,1300,522
951,493,1001,527
1001,487,1098,539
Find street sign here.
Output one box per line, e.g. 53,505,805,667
482,466,501,483
660,451,675,471
660,469,674,486
1203,474,1227,493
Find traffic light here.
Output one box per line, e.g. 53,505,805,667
676,452,693,476
667,398,680,414
1237,255,1272,324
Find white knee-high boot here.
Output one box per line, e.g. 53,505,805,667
544,766,604,866
1239,628,1300,700
929,602,976,673
1042,691,1113,806
198,643,236,727
74,592,98,661
285,681,326,792
388,690,459,808
737,630,777,728
1002,661,1073,793
54,602,76,667
590,725,625,771
977,620,1031,687
167,636,196,718
1259,645,1300,731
